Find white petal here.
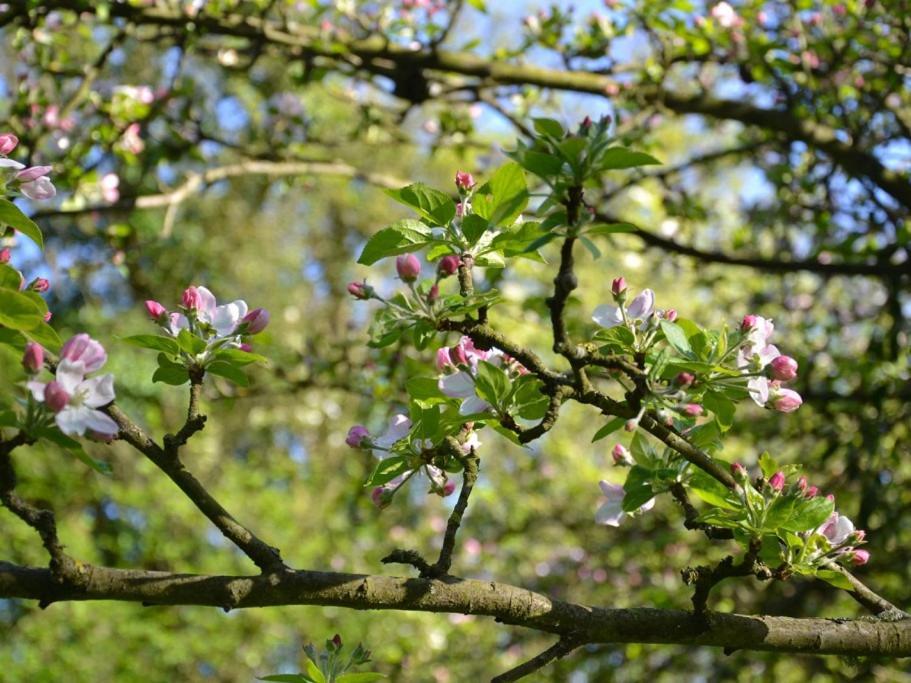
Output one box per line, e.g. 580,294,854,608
194,286,218,321
374,414,412,450
168,312,189,336
27,381,47,401
459,396,491,416
212,300,247,337
599,480,624,498
81,374,116,408
55,406,92,435
592,304,623,328
0,159,25,170
83,409,119,436
831,515,855,545
627,289,655,319
748,377,769,406
640,497,656,512
55,360,86,394
595,500,625,527
439,371,476,399
756,344,780,368
425,464,446,488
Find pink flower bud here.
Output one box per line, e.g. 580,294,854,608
768,471,786,491
442,480,457,496
683,403,703,416
455,201,466,218
43,311,52,322
770,355,798,382
580,115,593,130
438,254,460,277
797,476,808,492
345,425,370,448
675,372,695,387
144,300,167,320
60,333,107,373
347,281,370,299
241,308,270,334
19,177,56,200
611,443,632,466
771,388,802,413
731,462,748,481
371,486,392,509
455,170,475,190
182,286,202,310
331,634,342,649
30,277,50,293
396,254,421,282
44,381,70,413
851,549,870,566
611,276,627,296
854,529,866,542
741,314,759,332
427,284,439,303
449,342,469,366
0,247,10,264
15,165,52,183
239,343,253,353
624,419,638,432
665,308,678,322
0,133,18,156
806,485,819,498
436,347,454,371
22,342,44,373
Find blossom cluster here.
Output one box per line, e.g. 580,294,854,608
739,315,802,412
25,334,119,440
437,336,527,416
0,133,57,200
145,285,269,355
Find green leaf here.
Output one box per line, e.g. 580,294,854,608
357,219,433,266
532,118,564,138
622,466,655,512
365,457,410,487
406,376,446,403
485,162,528,226
815,569,855,591
0,197,43,248
689,470,740,511
596,147,661,171
152,354,190,385
25,322,62,353
258,675,312,683
0,286,45,331
207,361,249,386
473,360,509,407
0,264,22,289
758,452,779,479
214,348,268,365
465,0,486,11
591,417,626,442
122,334,181,355
337,673,387,682
702,391,735,431
176,329,207,355
783,496,835,532
660,321,692,356
461,214,489,245
515,150,564,178
384,183,455,226
579,236,601,259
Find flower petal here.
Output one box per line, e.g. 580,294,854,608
81,374,116,408
439,371,476,399
592,304,623,328
459,396,491,416
627,289,655,319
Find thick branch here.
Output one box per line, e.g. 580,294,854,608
1,562,909,657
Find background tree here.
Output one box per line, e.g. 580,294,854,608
0,1,909,680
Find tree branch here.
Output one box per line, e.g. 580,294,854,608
490,636,584,682
1,561,909,657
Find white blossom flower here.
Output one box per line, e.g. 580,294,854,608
592,289,655,329
595,480,654,527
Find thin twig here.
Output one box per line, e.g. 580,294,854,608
491,636,584,682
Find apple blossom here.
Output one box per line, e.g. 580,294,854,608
61,333,107,374
611,276,626,296
731,462,748,481
395,254,421,282
0,158,25,174
0,133,17,155
436,347,454,371
770,355,798,381
180,285,249,338
741,314,774,348
675,372,694,386
22,342,44,373
43,381,71,413
29,277,50,292
454,170,475,190
442,480,457,496
806,485,819,498
683,403,703,416
611,444,633,466
19,176,56,200
851,549,870,566
817,512,855,546
347,281,371,299
592,287,655,329
345,425,370,448
427,284,439,303
438,254,459,277
371,414,412,458
100,173,120,203
770,387,802,413
15,165,51,183
145,300,167,320
595,480,654,527
241,308,270,334
0,247,9,263
768,471,786,491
